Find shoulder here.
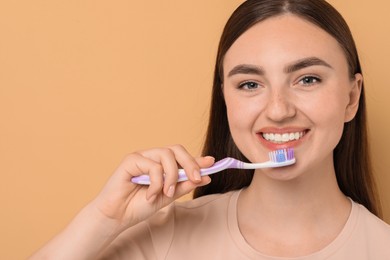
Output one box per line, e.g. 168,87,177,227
355,202,390,233
353,201,390,250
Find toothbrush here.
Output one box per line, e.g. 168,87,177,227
131,148,295,185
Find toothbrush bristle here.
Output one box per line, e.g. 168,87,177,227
287,148,294,160
269,148,294,162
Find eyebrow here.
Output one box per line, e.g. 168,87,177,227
284,57,333,73
227,64,264,77
227,57,333,77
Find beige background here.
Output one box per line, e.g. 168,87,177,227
0,1,389,259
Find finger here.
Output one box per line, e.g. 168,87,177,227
194,156,215,169
172,176,212,200
157,149,179,198
145,176,211,212
138,148,179,198
122,153,168,201
155,176,212,207
102,153,165,204
144,162,164,201
168,144,202,183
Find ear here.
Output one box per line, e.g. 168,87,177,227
344,73,363,122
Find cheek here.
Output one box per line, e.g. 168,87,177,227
300,83,350,121
225,94,259,132
224,93,263,158
320,111,345,143
226,101,245,139
302,92,348,147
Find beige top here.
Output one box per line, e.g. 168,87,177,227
100,190,390,259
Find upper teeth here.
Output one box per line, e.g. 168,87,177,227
262,132,305,143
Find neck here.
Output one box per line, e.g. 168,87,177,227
237,159,352,256
242,156,348,217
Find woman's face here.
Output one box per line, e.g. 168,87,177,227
222,15,362,179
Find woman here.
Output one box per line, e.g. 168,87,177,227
30,0,390,259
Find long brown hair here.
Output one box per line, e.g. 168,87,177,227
193,0,382,218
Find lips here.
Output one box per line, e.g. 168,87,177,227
257,128,309,149
262,131,307,144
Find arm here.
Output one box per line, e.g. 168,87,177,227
28,145,213,260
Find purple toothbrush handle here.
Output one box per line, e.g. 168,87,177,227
131,157,242,185
199,157,242,176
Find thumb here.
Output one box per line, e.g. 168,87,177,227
172,176,211,201
194,156,215,168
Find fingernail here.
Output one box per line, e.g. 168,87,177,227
205,156,215,162
193,169,201,181
166,185,175,198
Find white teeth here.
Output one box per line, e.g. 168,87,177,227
282,133,289,142
262,131,306,143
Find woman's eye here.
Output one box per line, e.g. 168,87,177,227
298,76,321,86
238,81,259,90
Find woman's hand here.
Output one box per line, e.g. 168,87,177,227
92,144,214,233
28,145,214,260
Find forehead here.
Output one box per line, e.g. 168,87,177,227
223,14,347,71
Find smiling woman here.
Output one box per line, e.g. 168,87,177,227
27,0,390,259
217,13,363,183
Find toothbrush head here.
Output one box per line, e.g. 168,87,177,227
269,148,295,163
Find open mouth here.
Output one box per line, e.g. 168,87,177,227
260,130,309,144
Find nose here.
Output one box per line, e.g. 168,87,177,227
264,88,296,122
